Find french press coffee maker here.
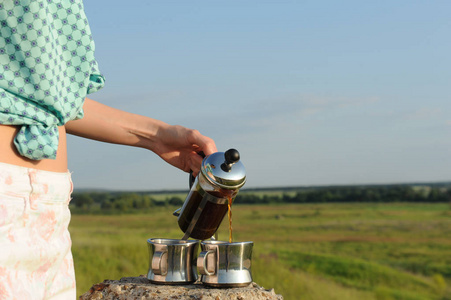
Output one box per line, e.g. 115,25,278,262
174,149,246,240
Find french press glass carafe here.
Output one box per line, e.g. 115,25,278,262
174,149,246,240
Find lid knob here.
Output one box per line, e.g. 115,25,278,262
221,149,240,172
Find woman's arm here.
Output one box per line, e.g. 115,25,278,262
65,98,217,175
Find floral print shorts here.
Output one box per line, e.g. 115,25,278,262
0,162,76,300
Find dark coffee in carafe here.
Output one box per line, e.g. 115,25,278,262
178,185,238,240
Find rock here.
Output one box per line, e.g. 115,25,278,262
79,276,283,300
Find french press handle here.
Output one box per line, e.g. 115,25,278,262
189,151,206,188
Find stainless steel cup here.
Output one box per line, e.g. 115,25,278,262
197,240,253,287
147,238,199,284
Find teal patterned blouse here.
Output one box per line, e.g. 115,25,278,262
0,0,105,160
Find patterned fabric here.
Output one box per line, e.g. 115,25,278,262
0,0,105,160
0,162,75,299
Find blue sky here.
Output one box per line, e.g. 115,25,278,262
67,0,451,191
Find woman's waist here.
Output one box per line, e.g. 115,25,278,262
0,125,68,173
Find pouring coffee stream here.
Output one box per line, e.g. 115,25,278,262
174,149,246,241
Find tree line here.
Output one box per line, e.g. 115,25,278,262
236,185,451,204
70,184,451,214
70,192,184,214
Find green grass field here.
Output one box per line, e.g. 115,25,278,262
70,203,451,299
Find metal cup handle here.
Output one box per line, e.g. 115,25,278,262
152,251,168,276
197,250,215,276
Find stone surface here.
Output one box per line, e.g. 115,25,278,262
80,276,283,300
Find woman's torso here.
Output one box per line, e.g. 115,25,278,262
0,0,105,165
0,125,68,173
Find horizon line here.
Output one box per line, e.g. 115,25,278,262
73,180,451,194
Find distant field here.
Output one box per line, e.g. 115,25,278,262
70,203,451,299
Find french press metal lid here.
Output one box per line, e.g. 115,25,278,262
199,148,246,189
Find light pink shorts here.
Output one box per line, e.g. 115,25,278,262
0,162,76,300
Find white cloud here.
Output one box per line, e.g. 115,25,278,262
240,94,379,130
403,107,442,120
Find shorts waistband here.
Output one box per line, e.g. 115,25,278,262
0,161,73,203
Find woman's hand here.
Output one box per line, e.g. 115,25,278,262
152,123,217,176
